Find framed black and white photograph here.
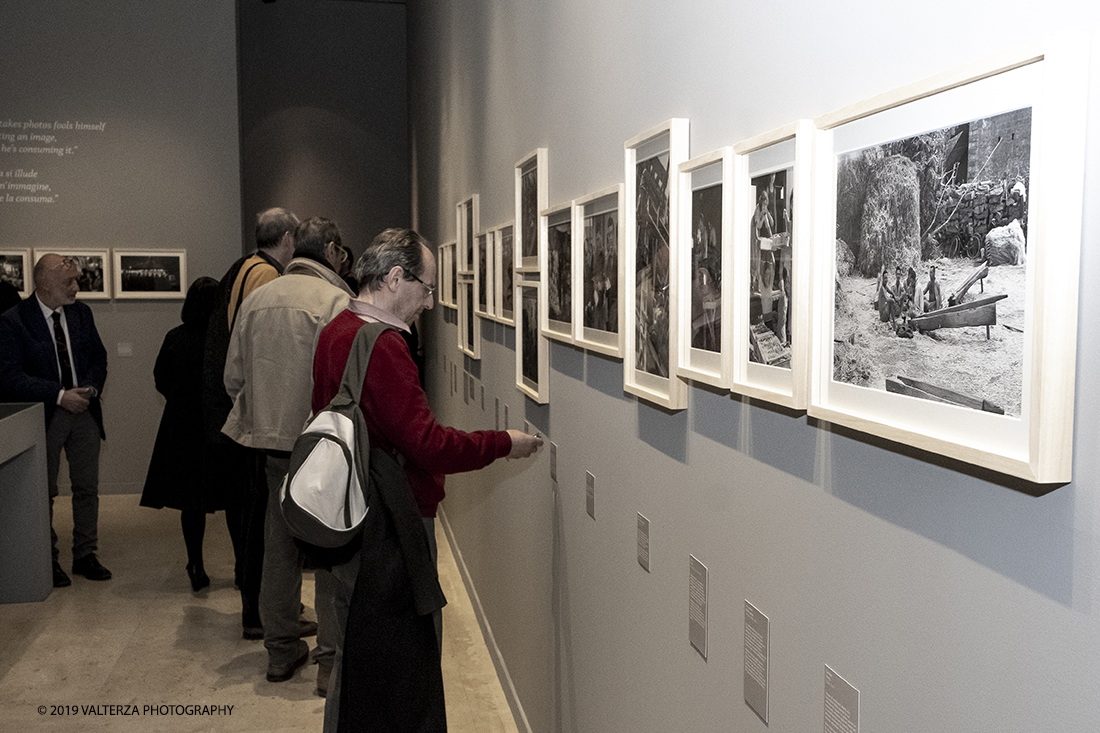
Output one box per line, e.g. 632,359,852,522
475,231,492,318
0,248,32,299
516,277,548,403
457,275,481,359
624,119,689,410
437,242,447,306
456,195,479,276
809,37,1087,483
515,148,547,272
573,184,625,358
112,249,186,299
676,148,733,389
540,200,575,344
438,241,457,310
492,223,515,325
34,248,111,299
730,120,814,408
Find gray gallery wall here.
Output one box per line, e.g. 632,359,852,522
0,0,242,493
0,0,409,493
238,0,410,256
410,1,1100,732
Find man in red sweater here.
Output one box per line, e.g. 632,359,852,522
312,228,541,732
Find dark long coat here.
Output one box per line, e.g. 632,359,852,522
140,321,222,512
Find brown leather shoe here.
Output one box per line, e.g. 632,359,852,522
72,554,112,581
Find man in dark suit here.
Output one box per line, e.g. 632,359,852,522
0,253,110,587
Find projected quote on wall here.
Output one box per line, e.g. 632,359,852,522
0,117,107,206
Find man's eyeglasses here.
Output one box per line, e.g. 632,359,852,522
406,270,435,298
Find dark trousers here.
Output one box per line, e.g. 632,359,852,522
240,448,268,628
46,409,101,562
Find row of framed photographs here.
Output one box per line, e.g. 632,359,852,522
438,36,1086,483
0,248,188,300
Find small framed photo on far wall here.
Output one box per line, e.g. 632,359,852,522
33,248,111,299
112,249,186,299
0,248,32,298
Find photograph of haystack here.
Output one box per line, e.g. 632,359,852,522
634,150,672,378
749,168,794,368
831,108,1031,417
690,181,722,352
583,208,618,334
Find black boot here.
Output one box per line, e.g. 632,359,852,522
186,563,210,592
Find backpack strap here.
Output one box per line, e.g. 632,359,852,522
228,260,267,334
333,321,394,409
333,320,445,616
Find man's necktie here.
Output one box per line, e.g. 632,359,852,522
51,311,74,390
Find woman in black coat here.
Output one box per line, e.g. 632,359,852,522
140,276,230,591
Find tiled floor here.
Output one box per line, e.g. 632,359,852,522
0,494,518,732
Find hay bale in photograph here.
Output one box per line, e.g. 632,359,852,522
856,155,921,278
836,238,855,277
836,151,878,264
986,219,1026,266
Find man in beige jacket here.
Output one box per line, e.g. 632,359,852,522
223,216,352,687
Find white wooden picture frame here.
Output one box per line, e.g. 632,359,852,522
457,275,481,359
490,223,516,325
0,248,33,298
808,35,1087,483
516,277,549,403
33,248,111,299
730,120,815,408
475,231,492,318
573,184,625,358
112,249,187,299
439,241,457,310
624,118,690,410
456,194,479,276
540,200,576,344
515,148,548,273
676,147,733,389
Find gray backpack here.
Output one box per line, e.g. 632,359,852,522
279,321,391,549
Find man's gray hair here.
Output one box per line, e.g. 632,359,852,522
293,217,341,263
355,228,429,293
255,207,299,250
